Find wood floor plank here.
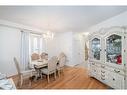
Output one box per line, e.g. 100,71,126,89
12,66,109,89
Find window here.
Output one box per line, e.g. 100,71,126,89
33,37,38,53
29,33,44,55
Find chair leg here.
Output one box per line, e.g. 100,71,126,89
58,70,60,78
62,69,63,73
47,75,50,83
29,81,32,88
29,76,32,87
62,69,64,76
20,75,23,88
40,74,43,79
54,72,56,80
35,74,38,81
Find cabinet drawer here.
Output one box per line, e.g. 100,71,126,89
90,62,101,67
101,65,106,69
100,68,106,73
106,66,124,75
90,68,97,77
90,65,101,79
96,63,101,67
108,72,124,89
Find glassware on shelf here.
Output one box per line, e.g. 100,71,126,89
91,38,101,60
106,34,122,65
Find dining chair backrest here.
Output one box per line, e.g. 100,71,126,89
59,56,66,68
45,54,48,60
58,52,65,60
31,53,40,60
48,56,58,72
13,57,21,75
41,52,48,60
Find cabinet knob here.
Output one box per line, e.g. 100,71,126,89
101,74,105,77
101,77,105,80
101,70,105,73
114,69,120,73
113,78,115,81
92,63,95,65
101,65,105,68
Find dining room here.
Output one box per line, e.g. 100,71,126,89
1,6,127,90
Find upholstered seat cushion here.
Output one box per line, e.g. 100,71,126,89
41,68,48,74
21,70,33,75
20,70,34,79
41,68,56,75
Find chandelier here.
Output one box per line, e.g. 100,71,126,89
43,30,54,39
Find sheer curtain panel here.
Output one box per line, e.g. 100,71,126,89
20,31,30,70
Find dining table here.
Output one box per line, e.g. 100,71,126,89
30,59,48,80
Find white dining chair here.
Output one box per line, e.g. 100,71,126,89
31,53,40,61
41,56,58,83
13,57,34,88
57,53,66,77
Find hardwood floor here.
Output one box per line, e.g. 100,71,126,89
12,66,109,89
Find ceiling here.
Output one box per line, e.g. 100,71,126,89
0,6,127,32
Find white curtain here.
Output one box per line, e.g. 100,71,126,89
20,31,30,70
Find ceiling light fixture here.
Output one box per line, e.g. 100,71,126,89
43,24,54,39
43,30,54,39
83,32,89,36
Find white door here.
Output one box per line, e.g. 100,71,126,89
73,39,83,65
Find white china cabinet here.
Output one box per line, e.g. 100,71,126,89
89,26,126,89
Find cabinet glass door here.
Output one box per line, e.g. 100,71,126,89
91,38,101,60
106,34,122,65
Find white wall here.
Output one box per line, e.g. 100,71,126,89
45,32,73,66
0,19,42,77
45,32,86,67
86,11,127,33
0,26,21,77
